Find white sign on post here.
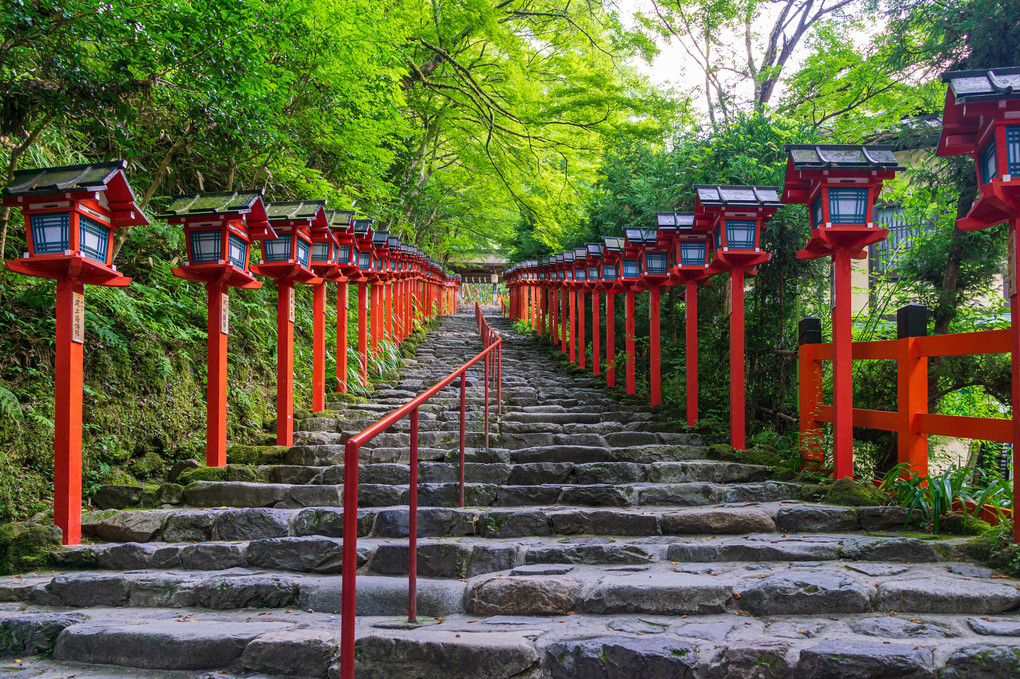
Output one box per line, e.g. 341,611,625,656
71,291,85,344
288,287,296,323
221,292,229,335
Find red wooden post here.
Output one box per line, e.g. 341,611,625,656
898,335,929,477
358,282,368,385
459,374,466,507
204,282,229,467
54,278,85,545
276,280,295,446
578,289,586,369
797,338,825,468
685,280,698,426
561,287,568,354
592,292,600,376
539,287,546,335
1013,220,1020,543
606,292,615,386
337,281,348,393
832,250,853,478
649,285,660,406
730,269,745,450
370,283,381,357
625,289,635,394
569,287,577,363
312,281,326,413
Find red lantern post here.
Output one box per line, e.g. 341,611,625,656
250,203,323,446
3,161,149,544
937,66,1020,541
694,185,782,450
600,236,625,386
163,190,275,469
328,211,358,393
658,211,711,427
783,145,902,479
585,243,603,376
573,247,588,369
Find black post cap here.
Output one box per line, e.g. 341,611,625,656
799,317,822,345
897,304,927,339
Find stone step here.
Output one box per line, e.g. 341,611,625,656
51,532,953,578
265,459,770,486
4,560,1017,619
164,478,803,510
11,606,1020,679
79,502,926,543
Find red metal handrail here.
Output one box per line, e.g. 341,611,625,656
338,303,502,679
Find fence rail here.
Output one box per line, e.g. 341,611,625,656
799,325,1012,476
337,303,502,679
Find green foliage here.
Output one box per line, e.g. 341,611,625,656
966,524,1020,578
880,464,1012,533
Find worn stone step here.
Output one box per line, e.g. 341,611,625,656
79,502,931,544
6,560,1018,619
11,605,1020,678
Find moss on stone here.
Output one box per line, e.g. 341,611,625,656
177,463,258,485
0,521,61,574
225,445,289,466
941,512,994,536
823,478,889,507
799,483,832,502
965,525,1020,578
100,467,140,487
293,408,313,421
128,452,165,480
707,443,737,460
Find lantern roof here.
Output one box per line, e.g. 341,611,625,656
603,236,625,252
562,251,575,263
372,230,390,247
586,242,603,258
624,227,657,245
938,66,1020,157
2,160,149,227
655,212,696,230
326,209,354,230
694,184,782,207
265,200,328,230
161,190,274,238
164,190,265,217
5,160,131,198
942,66,1020,103
573,247,587,260
784,144,902,171
352,218,374,235
388,236,400,249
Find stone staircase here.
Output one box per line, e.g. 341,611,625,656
2,309,1020,678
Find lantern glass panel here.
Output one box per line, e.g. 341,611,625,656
827,188,868,224
811,195,823,227
264,236,292,261
679,240,707,267
296,239,310,267
338,244,351,263
1007,125,1020,176
980,138,997,185
576,268,586,281
565,270,573,280
726,220,757,249
190,230,222,264
588,266,598,279
228,233,248,269
646,252,668,274
358,252,372,270
311,242,330,263
30,212,70,254
622,259,639,278
603,264,617,281
714,225,722,251
79,215,110,263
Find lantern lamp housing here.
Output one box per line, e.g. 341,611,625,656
676,238,709,268
621,258,640,280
